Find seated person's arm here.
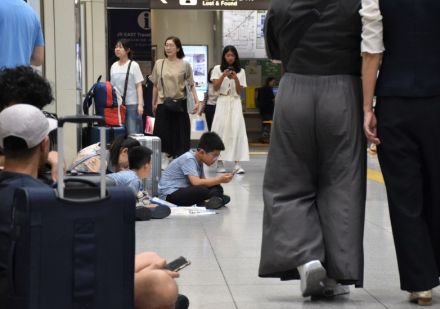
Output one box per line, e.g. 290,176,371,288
47,151,59,179
188,174,232,187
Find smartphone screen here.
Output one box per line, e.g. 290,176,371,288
165,256,191,272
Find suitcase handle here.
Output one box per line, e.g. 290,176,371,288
58,115,105,127
57,116,107,199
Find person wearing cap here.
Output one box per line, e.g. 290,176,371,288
0,66,58,182
0,105,188,309
0,104,55,304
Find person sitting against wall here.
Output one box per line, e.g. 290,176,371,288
158,132,233,209
256,77,276,144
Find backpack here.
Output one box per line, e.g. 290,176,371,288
82,75,126,126
70,142,104,173
83,76,118,115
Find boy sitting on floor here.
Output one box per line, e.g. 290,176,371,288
107,145,170,220
158,132,233,209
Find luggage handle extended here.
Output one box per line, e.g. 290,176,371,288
57,116,107,199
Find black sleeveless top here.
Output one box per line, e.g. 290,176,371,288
265,0,362,76
376,0,440,97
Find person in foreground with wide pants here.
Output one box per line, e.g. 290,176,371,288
361,0,440,306
259,0,366,298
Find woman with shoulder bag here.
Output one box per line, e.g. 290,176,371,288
110,39,144,135
151,36,199,160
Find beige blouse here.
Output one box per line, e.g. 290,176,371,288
151,58,195,104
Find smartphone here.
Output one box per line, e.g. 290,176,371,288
231,168,239,175
165,256,191,272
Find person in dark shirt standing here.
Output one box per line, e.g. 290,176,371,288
361,0,440,305
259,0,366,298
256,77,276,143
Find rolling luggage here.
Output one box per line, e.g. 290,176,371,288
130,134,161,197
90,126,125,145
8,116,136,309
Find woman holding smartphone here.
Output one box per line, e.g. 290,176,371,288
210,45,249,174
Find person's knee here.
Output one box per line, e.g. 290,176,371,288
134,269,178,309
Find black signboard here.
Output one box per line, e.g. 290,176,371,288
107,8,152,71
150,0,270,10
107,0,150,8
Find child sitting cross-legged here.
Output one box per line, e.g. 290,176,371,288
158,132,233,209
107,145,170,221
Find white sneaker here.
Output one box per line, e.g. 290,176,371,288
297,260,326,297
322,278,350,297
234,165,245,174
216,161,226,173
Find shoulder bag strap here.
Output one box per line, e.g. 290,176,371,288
160,59,167,97
122,60,132,105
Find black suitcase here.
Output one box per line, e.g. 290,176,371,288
7,116,136,309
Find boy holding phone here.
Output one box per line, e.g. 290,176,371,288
158,132,232,209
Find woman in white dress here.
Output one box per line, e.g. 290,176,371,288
211,45,249,174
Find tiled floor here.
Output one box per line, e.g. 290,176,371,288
135,148,440,308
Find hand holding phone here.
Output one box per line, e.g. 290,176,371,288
165,256,191,272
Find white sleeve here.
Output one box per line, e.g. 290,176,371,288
110,62,116,84
131,61,144,84
238,69,247,88
360,0,385,54
211,65,222,80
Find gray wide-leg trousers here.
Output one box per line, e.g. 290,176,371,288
259,73,366,287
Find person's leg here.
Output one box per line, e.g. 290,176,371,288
205,105,216,132
125,105,138,136
376,97,440,292
153,105,173,155
171,108,190,158
315,75,366,287
166,186,210,206
134,269,178,309
207,184,223,198
259,74,325,290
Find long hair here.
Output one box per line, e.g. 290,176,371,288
220,45,241,73
163,36,185,59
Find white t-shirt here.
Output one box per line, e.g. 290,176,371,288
110,60,144,105
211,65,247,98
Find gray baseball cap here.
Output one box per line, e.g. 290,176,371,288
0,104,57,149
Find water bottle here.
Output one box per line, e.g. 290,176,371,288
151,197,178,208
